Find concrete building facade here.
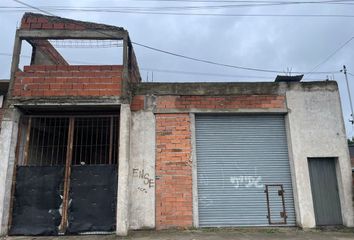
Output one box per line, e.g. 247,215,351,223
0,13,352,236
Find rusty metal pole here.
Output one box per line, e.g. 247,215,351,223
60,117,75,232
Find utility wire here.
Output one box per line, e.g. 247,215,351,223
9,0,343,76
132,42,341,74
4,0,354,10
0,52,341,76
4,0,354,8
127,0,354,2
3,8,354,18
304,37,354,79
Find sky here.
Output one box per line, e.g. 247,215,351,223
0,0,354,138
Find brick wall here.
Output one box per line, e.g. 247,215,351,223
157,95,285,110
156,114,193,229
20,13,122,31
131,94,285,112
13,65,122,97
151,93,286,229
130,95,145,111
21,14,86,30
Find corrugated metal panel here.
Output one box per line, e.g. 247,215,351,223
308,158,342,226
195,115,296,227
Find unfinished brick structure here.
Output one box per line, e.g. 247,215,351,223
0,12,141,237
0,13,353,237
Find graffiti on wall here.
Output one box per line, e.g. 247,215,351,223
132,168,154,194
230,176,263,188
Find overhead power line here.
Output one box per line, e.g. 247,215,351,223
4,0,354,9
0,53,340,78
127,0,354,2
4,0,354,10
9,0,345,76
4,10,354,18
131,42,339,74
304,37,354,78
4,0,354,17
3,7,354,18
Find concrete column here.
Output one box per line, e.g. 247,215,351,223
116,104,131,236
0,108,21,235
128,110,155,230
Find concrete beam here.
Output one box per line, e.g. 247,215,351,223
19,29,127,40
116,104,131,236
0,108,21,235
9,96,127,107
155,108,288,114
135,81,338,96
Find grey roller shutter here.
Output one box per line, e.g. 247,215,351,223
195,115,296,227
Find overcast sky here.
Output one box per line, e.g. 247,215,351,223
0,0,354,138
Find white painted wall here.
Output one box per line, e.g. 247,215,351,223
129,111,155,230
286,86,353,227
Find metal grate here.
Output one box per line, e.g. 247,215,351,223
18,116,119,166
72,116,119,165
26,117,69,166
48,39,123,48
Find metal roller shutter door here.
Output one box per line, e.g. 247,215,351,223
195,115,296,227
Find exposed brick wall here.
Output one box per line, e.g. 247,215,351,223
130,94,285,112
13,65,122,97
21,15,86,30
130,95,145,111
157,95,285,110
156,114,193,229
20,12,124,31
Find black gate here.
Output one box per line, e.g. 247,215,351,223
68,165,117,233
10,166,64,235
9,115,119,235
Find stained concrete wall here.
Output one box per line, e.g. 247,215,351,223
117,104,131,236
129,110,155,229
286,86,353,227
0,108,20,235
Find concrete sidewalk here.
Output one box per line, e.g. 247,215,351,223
4,228,354,240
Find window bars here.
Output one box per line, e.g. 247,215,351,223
17,115,119,166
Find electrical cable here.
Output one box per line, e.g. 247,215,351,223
304,37,354,79
9,0,344,76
